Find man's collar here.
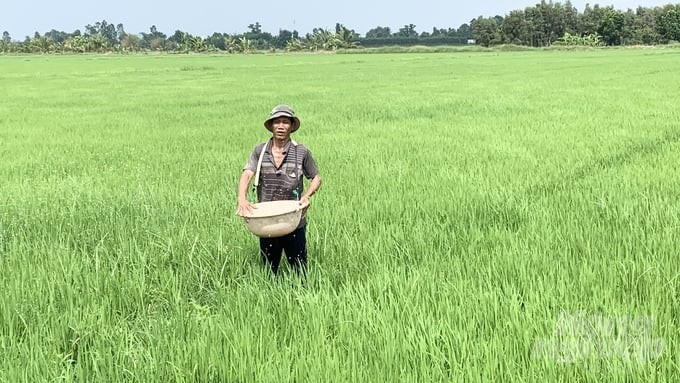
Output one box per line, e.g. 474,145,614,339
266,138,297,153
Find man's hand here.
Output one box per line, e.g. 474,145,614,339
236,198,256,216
299,196,311,214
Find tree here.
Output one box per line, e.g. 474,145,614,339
660,7,680,42
563,0,579,34
472,16,502,46
396,24,417,37
226,36,238,53
44,29,69,44
85,20,118,48
598,8,625,45
521,1,565,47
88,33,109,52
630,6,661,44
579,4,606,36
307,28,336,50
116,24,127,45
206,32,228,50
248,22,262,34
334,25,359,48
502,9,529,44
141,25,167,51
64,35,91,53
365,26,391,38
621,9,637,45
242,22,273,50
236,37,254,53
184,35,207,52
285,37,306,51
1,31,12,52
456,23,472,38
540,1,567,45
271,29,295,49
120,33,141,51
167,30,184,45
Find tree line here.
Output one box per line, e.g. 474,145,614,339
2,1,680,53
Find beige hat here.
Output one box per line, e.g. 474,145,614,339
264,104,301,133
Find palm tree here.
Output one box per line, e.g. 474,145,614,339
30,36,54,53
182,35,207,52
308,28,336,50
225,37,238,53
334,26,360,48
237,37,254,53
285,38,306,51
64,35,90,53
89,34,109,52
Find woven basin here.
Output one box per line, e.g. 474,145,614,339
242,200,303,238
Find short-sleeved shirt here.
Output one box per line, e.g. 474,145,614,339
244,138,319,228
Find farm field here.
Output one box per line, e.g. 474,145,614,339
1,49,680,381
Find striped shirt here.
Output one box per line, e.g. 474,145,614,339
244,138,319,228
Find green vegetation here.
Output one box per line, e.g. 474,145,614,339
552,32,602,46
1,49,680,381
3,2,680,53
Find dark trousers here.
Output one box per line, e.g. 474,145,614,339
259,226,307,276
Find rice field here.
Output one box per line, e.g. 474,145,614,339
1,48,680,382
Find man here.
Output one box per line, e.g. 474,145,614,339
237,104,322,275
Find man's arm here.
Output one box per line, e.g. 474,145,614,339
236,169,255,216
300,174,321,208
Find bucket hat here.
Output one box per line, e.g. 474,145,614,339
264,104,301,133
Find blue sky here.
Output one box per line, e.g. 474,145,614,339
1,0,673,39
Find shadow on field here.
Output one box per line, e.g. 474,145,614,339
466,129,680,233
526,129,680,199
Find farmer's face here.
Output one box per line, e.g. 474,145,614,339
272,117,293,139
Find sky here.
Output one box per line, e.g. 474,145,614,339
1,0,674,39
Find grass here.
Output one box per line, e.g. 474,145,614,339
1,49,680,381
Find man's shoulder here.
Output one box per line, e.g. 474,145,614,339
252,141,268,153
291,141,312,153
